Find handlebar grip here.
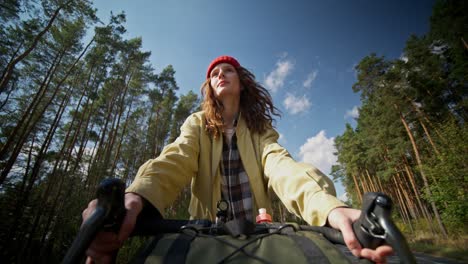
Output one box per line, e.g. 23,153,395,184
332,192,417,263
62,178,126,264
96,178,126,232
352,192,386,249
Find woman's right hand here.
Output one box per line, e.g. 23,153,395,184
82,192,144,264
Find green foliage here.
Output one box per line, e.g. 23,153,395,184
168,90,200,143
0,0,22,23
164,186,191,219
429,0,468,83
423,120,468,232
1,0,465,262
117,237,152,264
334,0,467,237
0,1,199,262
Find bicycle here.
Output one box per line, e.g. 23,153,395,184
63,178,416,264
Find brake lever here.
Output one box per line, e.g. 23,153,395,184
62,178,126,264
97,178,126,232
352,192,416,264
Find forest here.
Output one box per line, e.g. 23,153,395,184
332,0,466,235
331,0,467,257
0,0,200,262
0,0,466,263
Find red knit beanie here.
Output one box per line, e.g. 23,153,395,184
206,55,241,78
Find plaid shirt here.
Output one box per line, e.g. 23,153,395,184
220,133,254,222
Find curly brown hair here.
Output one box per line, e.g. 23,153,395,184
201,66,281,138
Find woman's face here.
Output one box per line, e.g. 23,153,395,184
209,63,241,100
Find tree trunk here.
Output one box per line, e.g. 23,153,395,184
360,172,370,193
351,173,362,203
12,87,71,255
0,43,23,111
0,0,73,94
418,117,440,156
402,157,436,234
408,99,446,145
0,35,94,185
71,78,101,174
364,169,375,192
392,176,414,233
461,37,468,50
0,51,62,164
0,40,24,85
396,170,417,218
87,91,116,192
0,63,62,184
72,98,96,174
395,104,448,237
375,174,384,192
111,95,134,176
103,71,133,176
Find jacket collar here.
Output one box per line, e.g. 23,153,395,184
235,111,246,136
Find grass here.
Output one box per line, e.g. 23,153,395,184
393,219,467,262
406,233,468,262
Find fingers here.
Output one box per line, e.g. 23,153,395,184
82,193,143,263
85,232,119,264
340,218,362,257
85,232,121,264
118,207,138,242
327,207,361,229
85,251,113,264
90,232,122,251
85,256,93,264
117,193,143,242
82,199,98,224
327,207,395,263
327,207,362,257
360,245,394,264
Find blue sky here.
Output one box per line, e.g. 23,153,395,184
93,0,435,200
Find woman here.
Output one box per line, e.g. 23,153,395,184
82,55,393,263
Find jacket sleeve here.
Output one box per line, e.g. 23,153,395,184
126,114,201,214
260,127,347,226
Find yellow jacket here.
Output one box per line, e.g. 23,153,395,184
126,111,346,226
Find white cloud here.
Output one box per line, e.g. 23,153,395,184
338,192,349,202
298,130,337,175
347,62,359,79
278,133,287,144
264,57,294,93
283,93,311,114
344,106,359,119
303,70,317,88
399,53,408,63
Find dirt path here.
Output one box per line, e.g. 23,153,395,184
335,244,465,263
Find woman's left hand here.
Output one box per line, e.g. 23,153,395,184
327,207,394,264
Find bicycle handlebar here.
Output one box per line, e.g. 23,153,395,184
130,216,345,244
353,192,416,263
62,179,417,264
62,178,126,264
